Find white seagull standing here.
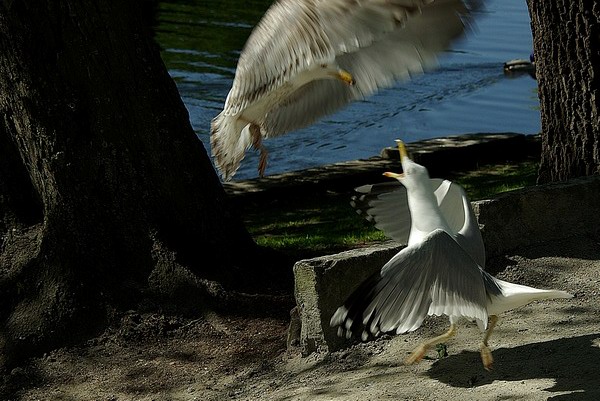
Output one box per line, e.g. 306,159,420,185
211,0,480,180
330,140,572,370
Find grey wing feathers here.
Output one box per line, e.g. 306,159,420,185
351,181,411,244
261,79,354,139
224,1,331,115
335,0,476,100
225,0,417,115
330,229,490,340
434,179,466,233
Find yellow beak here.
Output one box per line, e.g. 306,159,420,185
336,69,355,86
395,139,408,161
383,171,404,179
383,140,408,179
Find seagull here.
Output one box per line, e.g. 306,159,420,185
211,0,480,180
330,140,572,370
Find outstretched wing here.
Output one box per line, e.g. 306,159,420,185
259,0,479,137
351,178,468,244
225,0,420,115
351,181,412,243
330,229,489,341
224,0,478,113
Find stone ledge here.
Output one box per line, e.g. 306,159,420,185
293,175,600,355
224,132,540,203
381,132,540,177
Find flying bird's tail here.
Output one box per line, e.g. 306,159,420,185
210,112,252,181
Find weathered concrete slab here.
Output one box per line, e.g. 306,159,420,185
474,175,600,256
293,242,402,355
293,175,600,355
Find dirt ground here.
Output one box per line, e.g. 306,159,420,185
2,234,599,401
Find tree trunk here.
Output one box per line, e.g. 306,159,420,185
0,1,285,369
527,0,600,183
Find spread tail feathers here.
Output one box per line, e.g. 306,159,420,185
210,113,252,181
488,278,573,315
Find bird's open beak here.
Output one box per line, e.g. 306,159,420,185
395,139,408,161
383,140,408,179
383,171,404,179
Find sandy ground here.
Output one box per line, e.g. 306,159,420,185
2,235,599,401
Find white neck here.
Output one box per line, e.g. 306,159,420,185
407,184,451,246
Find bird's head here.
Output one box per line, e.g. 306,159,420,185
383,140,429,188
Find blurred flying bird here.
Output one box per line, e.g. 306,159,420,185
211,0,480,180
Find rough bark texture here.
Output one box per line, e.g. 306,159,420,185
0,1,281,369
527,0,600,182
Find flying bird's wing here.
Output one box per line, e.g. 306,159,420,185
261,79,354,139
334,0,477,99
225,0,423,116
257,0,479,137
330,229,490,341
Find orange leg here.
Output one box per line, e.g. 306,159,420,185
480,315,498,371
405,324,457,365
249,124,268,178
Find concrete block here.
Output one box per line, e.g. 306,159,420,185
293,241,403,355
474,175,600,257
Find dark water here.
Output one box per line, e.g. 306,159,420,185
156,0,539,180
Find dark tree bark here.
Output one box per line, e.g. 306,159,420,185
0,1,285,369
527,0,600,183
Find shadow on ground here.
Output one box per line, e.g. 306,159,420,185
428,334,600,400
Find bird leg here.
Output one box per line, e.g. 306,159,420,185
405,323,457,365
480,315,498,371
249,124,268,178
